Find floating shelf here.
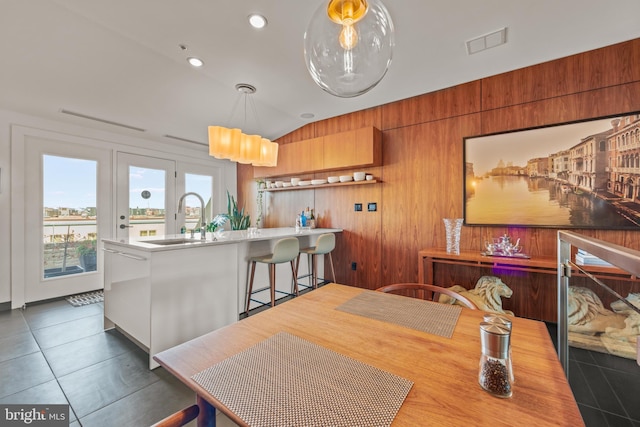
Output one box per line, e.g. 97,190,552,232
260,179,379,192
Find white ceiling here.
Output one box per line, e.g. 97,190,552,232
2,0,640,147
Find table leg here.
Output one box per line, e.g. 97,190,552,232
197,395,216,427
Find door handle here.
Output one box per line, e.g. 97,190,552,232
119,224,133,229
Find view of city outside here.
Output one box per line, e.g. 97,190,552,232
43,157,216,279
465,114,640,228
43,155,98,278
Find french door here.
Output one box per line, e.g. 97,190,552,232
22,137,111,303
115,153,176,240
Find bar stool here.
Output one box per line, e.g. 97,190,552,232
297,233,336,290
246,237,300,314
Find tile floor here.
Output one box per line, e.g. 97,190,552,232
2,297,639,426
0,298,236,427
546,323,640,427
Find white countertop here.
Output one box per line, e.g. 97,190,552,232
102,227,342,252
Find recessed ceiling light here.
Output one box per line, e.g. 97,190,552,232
187,57,204,67
248,14,267,29
300,113,315,119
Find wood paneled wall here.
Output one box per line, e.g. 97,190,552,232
238,39,640,297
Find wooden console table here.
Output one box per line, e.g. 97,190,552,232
418,248,639,322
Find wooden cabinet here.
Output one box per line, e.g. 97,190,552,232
323,127,381,170
417,247,640,322
254,127,381,178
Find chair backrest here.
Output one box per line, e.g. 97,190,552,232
376,283,478,310
314,233,336,254
271,237,300,263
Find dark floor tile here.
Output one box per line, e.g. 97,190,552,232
579,404,608,427
0,331,40,363
58,347,162,418
605,369,640,421
571,347,598,364
78,374,194,426
0,309,30,338
24,301,103,330
22,299,72,317
633,420,640,427
0,380,77,423
32,313,104,349
42,329,139,377
569,360,598,407
580,362,627,417
0,352,54,398
603,411,635,427
591,351,640,374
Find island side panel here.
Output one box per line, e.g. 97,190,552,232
103,244,151,348
149,243,239,369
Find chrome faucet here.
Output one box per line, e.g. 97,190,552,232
178,192,207,240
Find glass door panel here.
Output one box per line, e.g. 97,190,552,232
116,153,176,240
23,136,111,304
43,155,98,278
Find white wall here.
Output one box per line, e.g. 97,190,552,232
0,108,237,305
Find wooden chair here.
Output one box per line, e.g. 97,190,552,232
151,404,199,427
376,283,478,310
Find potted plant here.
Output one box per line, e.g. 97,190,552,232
255,179,265,228
76,239,97,272
226,191,251,230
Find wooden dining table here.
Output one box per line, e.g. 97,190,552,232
153,283,584,426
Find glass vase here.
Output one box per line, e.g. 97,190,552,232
443,218,463,255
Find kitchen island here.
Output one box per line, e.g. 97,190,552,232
102,227,341,369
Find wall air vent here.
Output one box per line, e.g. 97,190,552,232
163,134,205,145
466,27,507,55
59,109,146,132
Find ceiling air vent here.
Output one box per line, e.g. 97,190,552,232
163,135,205,145
60,109,146,132
466,27,507,55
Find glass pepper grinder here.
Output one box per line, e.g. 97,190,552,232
479,322,512,398
483,314,514,384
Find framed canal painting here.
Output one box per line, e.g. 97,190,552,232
463,113,640,229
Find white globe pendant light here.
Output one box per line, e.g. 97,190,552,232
304,0,395,98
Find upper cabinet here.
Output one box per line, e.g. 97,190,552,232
254,126,382,178
322,127,381,170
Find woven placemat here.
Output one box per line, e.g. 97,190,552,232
336,291,462,338
192,332,413,427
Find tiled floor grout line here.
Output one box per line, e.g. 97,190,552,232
20,307,85,426
597,364,633,422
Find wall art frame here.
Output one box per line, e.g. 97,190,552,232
463,113,640,229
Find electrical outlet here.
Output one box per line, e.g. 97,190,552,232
351,262,357,270
354,203,362,211
367,202,377,212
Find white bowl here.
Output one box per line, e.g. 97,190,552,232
298,180,312,186
291,177,301,186
311,179,327,185
353,172,366,181
339,175,353,182
282,182,292,187
365,174,374,181
275,181,283,188
327,176,340,183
